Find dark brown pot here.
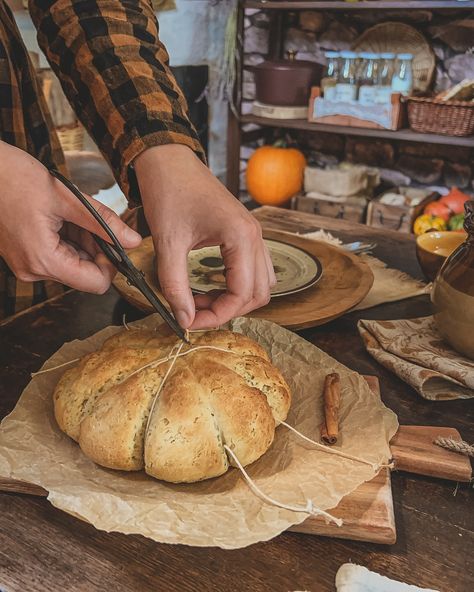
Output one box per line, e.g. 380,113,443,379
254,53,322,107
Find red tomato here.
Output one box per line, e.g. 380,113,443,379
423,200,451,221
439,187,470,215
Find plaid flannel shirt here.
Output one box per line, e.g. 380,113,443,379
0,0,204,320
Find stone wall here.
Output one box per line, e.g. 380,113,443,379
241,8,474,193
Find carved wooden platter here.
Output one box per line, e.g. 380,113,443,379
112,229,374,330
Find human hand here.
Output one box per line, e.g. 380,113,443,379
134,145,276,330
0,142,141,293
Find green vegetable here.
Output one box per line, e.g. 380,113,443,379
448,213,465,231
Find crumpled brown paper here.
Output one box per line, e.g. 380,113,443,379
0,316,398,549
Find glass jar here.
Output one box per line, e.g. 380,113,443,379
431,201,474,360
392,53,414,96
321,51,339,101
335,51,358,102
375,52,395,104
357,52,379,105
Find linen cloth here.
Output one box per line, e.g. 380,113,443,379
336,563,440,592
358,316,474,400
303,230,429,310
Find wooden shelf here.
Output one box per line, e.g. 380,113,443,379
226,0,474,196
241,114,474,147
244,1,474,10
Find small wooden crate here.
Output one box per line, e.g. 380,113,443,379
366,188,438,233
309,87,404,131
292,194,367,223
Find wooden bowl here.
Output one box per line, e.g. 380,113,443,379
416,231,466,281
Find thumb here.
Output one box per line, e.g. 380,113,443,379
155,239,195,329
55,181,141,249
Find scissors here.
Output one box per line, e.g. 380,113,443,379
49,168,189,344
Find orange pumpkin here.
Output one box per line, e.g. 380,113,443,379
246,145,306,206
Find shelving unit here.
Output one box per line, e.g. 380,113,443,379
226,0,474,196
244,1,474,10
242,114,474,147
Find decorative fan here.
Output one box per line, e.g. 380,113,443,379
353,22,436,93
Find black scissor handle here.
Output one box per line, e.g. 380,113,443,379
51,169,138,279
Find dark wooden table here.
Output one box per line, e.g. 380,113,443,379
1,207,472,592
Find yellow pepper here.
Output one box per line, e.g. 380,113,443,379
413,214,447,236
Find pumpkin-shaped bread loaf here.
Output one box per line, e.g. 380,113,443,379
53,329,291,483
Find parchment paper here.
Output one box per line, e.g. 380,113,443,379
0,316,398,549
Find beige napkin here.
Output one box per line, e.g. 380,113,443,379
358,316,474,400
302,230,429,310
336,564,440,592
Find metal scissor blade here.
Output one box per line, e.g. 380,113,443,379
135,276,190,344
93,234,189,344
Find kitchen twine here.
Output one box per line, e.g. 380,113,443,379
434,436,474,457
31,322,393,525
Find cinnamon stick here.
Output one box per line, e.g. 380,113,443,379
320,372,341,445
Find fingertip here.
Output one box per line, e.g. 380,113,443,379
175,308,194,329
122,226,142,248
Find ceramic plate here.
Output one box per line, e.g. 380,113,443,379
188,239,323,298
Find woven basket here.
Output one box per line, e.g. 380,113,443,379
353,22,435,93
56,124,84,152
407,96,474,136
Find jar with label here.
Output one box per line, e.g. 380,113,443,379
335,51,358,102
375,52,395,104
357,52,379,105
321,51,339,101
392,53,414,96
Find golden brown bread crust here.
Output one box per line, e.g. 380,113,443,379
53,329,291,483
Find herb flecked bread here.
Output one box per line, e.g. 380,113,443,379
53,329,291,483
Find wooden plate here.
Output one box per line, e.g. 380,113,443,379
112,229,374,330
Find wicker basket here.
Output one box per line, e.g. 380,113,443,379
407,96,474,137
56,124,84,152
353,22,435,93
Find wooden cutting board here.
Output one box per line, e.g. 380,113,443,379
391,425,472,482
291,468,394,543
291,375,395,543
0,376,394,545
0,377,470,545
112,230,374,330
365,376,471,483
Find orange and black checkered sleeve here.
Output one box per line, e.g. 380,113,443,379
29,0,206,204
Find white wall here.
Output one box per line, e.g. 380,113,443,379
158,0,232,179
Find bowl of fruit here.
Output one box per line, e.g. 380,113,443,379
414,187,470,281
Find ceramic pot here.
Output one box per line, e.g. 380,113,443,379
431,201,474,360
254,51,322,107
